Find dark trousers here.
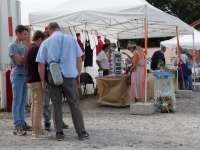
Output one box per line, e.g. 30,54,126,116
179,77,188,90
103,69,109,76
48,72,85,133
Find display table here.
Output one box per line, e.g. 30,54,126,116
96,71,177,107
96,76,134,107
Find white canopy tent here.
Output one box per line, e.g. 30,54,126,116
161,29,200,49
29,0,194,101
29,0,193,39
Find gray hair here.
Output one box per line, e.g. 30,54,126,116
48,22,60,31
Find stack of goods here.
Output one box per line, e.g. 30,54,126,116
110,52,122,76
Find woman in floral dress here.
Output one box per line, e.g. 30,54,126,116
128,42,145,102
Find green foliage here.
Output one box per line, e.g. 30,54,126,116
147,0,200,24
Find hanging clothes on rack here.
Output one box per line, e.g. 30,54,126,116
84,32,93,67
117,41,121,51
96,35,104,56
76,33,84,62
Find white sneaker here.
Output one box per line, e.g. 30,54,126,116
33,132,51,140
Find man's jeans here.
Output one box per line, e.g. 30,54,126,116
10,74,28,127
43,87,51,124
187,64,193,90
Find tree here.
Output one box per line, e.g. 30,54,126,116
146,0,200,24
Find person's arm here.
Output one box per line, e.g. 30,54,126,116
186,58,189,64
188,51,195,58
38,63,47,93
96,60,104,70
122,67,129,71
130,52,139,72
122,52,132,60
76,57,82,85
13,55,25,65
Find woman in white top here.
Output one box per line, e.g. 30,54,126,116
174,51,189,90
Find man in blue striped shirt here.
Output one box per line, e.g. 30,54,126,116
36,22,89,141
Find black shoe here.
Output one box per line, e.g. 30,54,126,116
78,131,89,140
63,122,69,129
44,123,51,131
56,132,65,141
22,122,32,131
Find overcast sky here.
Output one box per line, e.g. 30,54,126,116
20,0,66,25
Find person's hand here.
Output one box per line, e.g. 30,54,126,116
158,60,162,62
76,75,80,85
41,81,48,93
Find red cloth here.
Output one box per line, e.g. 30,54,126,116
96,35,104,56
6,70,13,112
76,33,84,61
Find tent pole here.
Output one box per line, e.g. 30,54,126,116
193,34,195,90
176,26,185,89
144,18,148,103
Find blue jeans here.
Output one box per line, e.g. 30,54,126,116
187,64,193,90
10,74,28,127
43,87,51,124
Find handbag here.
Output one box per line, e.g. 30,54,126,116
49,34,64,85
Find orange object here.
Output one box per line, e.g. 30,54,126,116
142,18,148,100
176,26,185,89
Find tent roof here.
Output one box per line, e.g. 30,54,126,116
161,29,200,49
29,0,193,39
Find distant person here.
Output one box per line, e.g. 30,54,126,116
128,42,145,102
36,22,89,141
24,30,51,139
151,46,166,70
181,47,195,90
174,48,189,90
8,25,31,136
42,31,69,131
96,44,110,76
107,43,117,62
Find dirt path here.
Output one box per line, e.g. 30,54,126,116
0,92,200,150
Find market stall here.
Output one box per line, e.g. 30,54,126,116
29,0,194,102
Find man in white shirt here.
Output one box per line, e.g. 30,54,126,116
96,44,110,76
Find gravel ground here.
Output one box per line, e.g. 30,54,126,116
0,92,200,150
